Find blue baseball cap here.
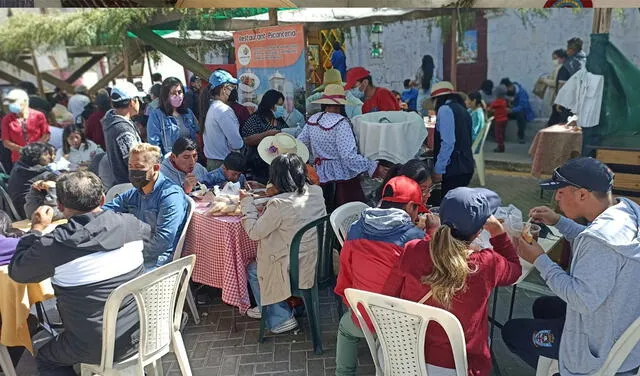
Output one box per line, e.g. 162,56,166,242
440,187,502,241
208,70,238,88
540,157,614,192
110,82,146,104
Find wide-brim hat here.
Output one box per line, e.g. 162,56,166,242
310,84,351,105
258,133,310,165
313,69,346,93
430,81,460,98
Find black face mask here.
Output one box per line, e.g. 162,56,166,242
229,88,239,103
129,169,152,189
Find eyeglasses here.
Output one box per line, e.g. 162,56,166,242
552,168,585,190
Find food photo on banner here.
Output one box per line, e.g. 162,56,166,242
233,24,307,121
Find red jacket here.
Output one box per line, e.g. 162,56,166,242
1,110,50,162
362,87,401,114
489,98,508,122
334,208,425,330
382,232,521,376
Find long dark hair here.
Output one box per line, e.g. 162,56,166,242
421,55,435,92
62,124,88,154
159,77,188,116
0,211,23,238
468,91,484,109
269,153,307,194
257,90,284,123
198,82,212,128
377,159,431,201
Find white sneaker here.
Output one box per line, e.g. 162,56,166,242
271,317,298,334
246,306,262,319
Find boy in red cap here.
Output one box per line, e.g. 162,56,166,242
334,175,435,376
345,67,401,114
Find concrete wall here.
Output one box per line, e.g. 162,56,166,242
343,9,640,118
343,18,444,92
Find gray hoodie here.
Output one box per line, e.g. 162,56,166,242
101,109,141,186
535,198,640,375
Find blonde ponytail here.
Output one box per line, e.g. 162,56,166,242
421,225,476,309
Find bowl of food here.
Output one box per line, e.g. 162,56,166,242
239,72,260,92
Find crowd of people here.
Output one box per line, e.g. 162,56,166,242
0,39,638,376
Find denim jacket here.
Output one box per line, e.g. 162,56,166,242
147,107,200,155
103,173,188,270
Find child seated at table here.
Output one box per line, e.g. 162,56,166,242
160,137,262,194
382,187,522,376
239,153,326,334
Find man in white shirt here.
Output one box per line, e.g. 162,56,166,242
67,85,91,123
203,70,244,171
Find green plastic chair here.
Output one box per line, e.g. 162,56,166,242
258,214,342,354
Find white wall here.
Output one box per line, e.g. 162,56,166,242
344,18,444,92
343,9,640,118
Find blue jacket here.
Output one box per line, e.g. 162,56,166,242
331,50,347,81
401,88,419,111
147,107,200,156
512,82,535,122
103,173,188,270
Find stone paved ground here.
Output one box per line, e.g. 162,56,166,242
13,170,553,376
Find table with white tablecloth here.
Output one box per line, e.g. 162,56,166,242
352,111,427,164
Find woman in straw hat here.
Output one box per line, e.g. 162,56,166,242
256,132,320,185
429,81,475,205
306,69,363,119
297,84,388,212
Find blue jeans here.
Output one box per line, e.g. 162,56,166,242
247,261,293,329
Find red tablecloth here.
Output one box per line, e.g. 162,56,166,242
183,202,257,313
529,124,583,178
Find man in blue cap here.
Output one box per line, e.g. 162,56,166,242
502,157,640,376
203,69,243,171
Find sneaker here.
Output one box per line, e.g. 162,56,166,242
270,317,298,334
246,306,262,319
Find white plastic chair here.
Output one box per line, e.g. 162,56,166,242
536,315,640,376
172,196,200,325
329,202,369,246
472,117,493,187
105,183,134,202
0,345,17,376
344,288,468,376
80,255,196,376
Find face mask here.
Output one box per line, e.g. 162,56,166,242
169,94,183,108
274,105,286,118
8,103,21,114
350,88,364,101
553,59,560,66
129,169,152,189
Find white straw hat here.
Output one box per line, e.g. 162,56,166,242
257,133,310,165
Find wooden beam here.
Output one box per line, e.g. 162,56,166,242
129,26,211,80
30,49,46,97
592,8,613,34
269,9,278,26
65,55,104,84
88,47,143,96
2,58,74,92
0,68,23,85
450,8,458,88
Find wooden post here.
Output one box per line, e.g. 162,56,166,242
145,48,154,87
30,49,46,97
592,8,612,34
269,9,278,26
450,8,458,88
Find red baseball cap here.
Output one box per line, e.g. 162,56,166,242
344,67,371,90
380,176,428,213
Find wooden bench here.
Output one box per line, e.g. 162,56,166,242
596,148,640,205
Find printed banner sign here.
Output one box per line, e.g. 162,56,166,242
233,24,307,124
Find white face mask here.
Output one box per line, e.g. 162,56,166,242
553,59,561,66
